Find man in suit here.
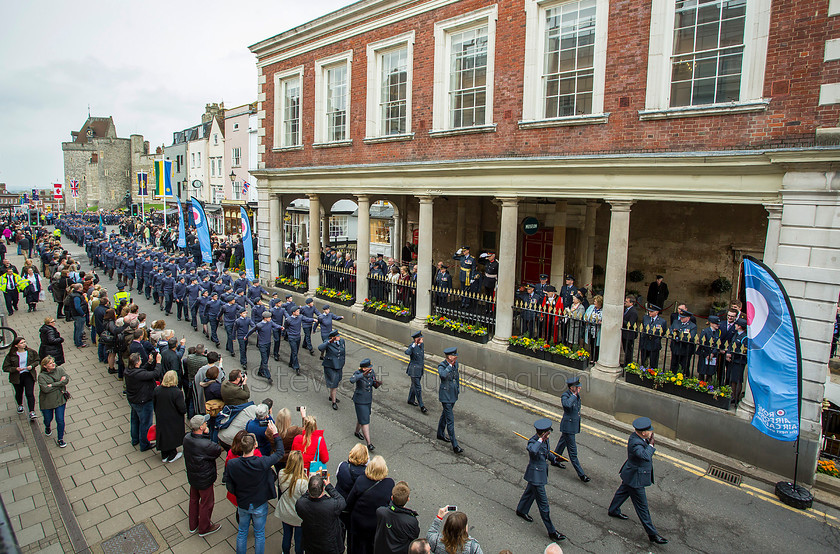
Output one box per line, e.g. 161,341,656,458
436,347,463,454
725,318,749,406
639,305,666,369
405,331,427,414
607,417,668,545
318,330,345,410
697,315,722,380
646,275,669,311
515,418,566,542
559,275,577,310
622,295,639,366
553,377,590,482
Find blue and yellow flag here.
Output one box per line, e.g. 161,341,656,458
154,160,173,197
137,172,148,196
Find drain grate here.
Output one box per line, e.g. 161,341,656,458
160,524,187,547
706,464,742,486
101,523,159,554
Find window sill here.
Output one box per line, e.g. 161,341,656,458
638,100,770,121
312,140,353,149
271,145,303,152
363,133,416,144
518,113,610,129
428,124,497,138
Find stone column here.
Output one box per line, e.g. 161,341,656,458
550,200,567,284
392,211,401,261
492,198,519,345
592,200,634,380
413,195,435,324
354,195,371,308
308,195,321,293
321,212,330,249
455,197,466,250
582,200,598,287
738,202,784,421
269,194,282,281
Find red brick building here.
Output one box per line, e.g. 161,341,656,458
251,0,840,482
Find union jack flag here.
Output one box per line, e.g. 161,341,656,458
70,179,79,198
242,181,250,193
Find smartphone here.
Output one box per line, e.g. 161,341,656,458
320,470,328,478
446,505,457,512
296,406,303,412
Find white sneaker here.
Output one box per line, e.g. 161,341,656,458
29,411,37,421
17,406,24,414
166,452,183,463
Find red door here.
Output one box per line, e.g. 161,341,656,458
521,228,553,284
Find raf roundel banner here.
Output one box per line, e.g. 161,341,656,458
190,197,213,264
743,256,801,442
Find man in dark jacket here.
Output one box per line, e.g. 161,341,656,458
183,415,223,537
125,351,163,452
374,481,420,554
224,431,281,554
296,473,347,554
161,337,186,383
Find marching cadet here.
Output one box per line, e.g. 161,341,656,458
725,318,749,406
233,307,254,370
186,277,200,330
515,418,566,543
162,270,175,315
221,295,240,356
301,298,318,356
669,310,697,374
436,347,463,454
247,278,267,305
244,311,282,385
316,305,344,358
205,291,223,348
639,305,666,369
697,315,721,380
270,302,286,361
284,305,315,374
553,377,590,482
405,331,427,414
173,275,187,321
350,358,381,451
607,417,668,545
319,330,346,411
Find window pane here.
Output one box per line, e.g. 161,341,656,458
449,26,488,128
542,0,597,118
326,65,348,141
379,46,408,136
283,77,301,146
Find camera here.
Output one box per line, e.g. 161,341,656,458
296,406,305,412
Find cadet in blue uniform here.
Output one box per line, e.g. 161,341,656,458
725,318,749,406
301,298,318,355
186,277,201,329
247,279,267,305
452,246,475,308
233,307,254,369
515,418,566,542
318,330,345,410
316,305,344,359
205,292,222,348
405,331,427,414
244,311,281,384
221,296,240,355
607,417,668,545
553,377,590,482
436,347,463,454
270,303,286,360
173,276,187,321
196,289,210,337
284,306,315,374
350,358,380,451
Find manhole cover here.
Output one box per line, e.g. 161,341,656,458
706,464,742,486
101,523,159,554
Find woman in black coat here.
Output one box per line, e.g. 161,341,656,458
153,370,187,463
38,317,65,366
346,455,395,554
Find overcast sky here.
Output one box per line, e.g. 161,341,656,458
0,0,350,191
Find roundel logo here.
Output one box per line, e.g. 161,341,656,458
745,271,783,349
191,207,202,227
241,218,248,236
776,409,786,417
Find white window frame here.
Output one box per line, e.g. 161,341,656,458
329,215,349,239
273,65,305,150
641,0,771,120
520,0,610,128
430,5,498,136
365,31,415,143
370,219,392,244
314,51,353,146
232,147,241,167
233,181,242,200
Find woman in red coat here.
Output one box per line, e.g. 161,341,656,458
291,415,328,469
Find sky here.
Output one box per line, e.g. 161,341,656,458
0,0,351,191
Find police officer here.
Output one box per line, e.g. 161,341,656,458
436,347,463,454
639,305,666,369
318,330,345,410
405,331,427,414
515,418,566,542
244,311,281,385
608,417,667,544
114,282,130,308
553,377,590,482
316,305,344,359
350,358,380,451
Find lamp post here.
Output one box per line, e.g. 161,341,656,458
229,170,236,202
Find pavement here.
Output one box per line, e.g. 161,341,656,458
1,229,840,553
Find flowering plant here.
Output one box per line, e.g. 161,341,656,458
817,459,840,478
276,276,307,289
426,315,488,336
624,365,732,398
363,298,411,317
316,286,354,302
508,336,548,351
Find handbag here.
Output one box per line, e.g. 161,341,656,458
62,391,71,401
205,399,225,416
308,437,326,474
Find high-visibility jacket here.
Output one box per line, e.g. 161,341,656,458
0,273,27,293
114,290,130,306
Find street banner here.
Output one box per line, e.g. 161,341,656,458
743,256,801,441
154,160,173,197
176,196,187,248
137,172,148,196
53,183,63,200
32,189,38,200
190,196,213,264
240,207,255,280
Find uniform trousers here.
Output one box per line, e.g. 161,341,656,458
288,337,301,370
224,323,235,354
407,375,424,407
257,344,271,377
608,483,658,537
238,338,248,367
302,326,313,352
555,432,584,477
273,329,283,357
437,403,459,448
640,349,660,369
516,483,556,534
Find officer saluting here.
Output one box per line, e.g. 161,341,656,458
436,347,463,454
350,358,380,451
607,417,668,545
515,418,566,543
553,377,590,482
319,330,346,410
405,331,427,414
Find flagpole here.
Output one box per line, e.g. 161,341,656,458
141,172,146,223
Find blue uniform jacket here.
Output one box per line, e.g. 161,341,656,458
437,360,460,403
233,316,254,339
186,283,201,302
270,306,286,327
284,315,314,339
619,432,656,488
301,304,318,328
247,285,267,304
405,342,424,377
221,303,240,325
350,369,377,404
523,435,557,486
173,281,187,300
245,320,281,345
559,390,581,434
205,299,222,320
316,313,344,336
318,339,346,369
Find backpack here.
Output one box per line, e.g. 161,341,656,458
216,401,255,431
63,295,75,320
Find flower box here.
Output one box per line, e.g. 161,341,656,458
320,295,354,307
552,355,589,370
623,373,731,410
455,329,490,344
425,315,490,342
364,306,412,323
277,283,307,293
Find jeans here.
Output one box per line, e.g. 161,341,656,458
189,486,215,534
437,403,458,448
98,338,107,362
129,401,155,451
42,404,66,440
73,316,85,346
238,338,248,366
236,502,268,554
281,522,303,554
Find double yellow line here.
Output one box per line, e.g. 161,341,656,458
343,332,840,528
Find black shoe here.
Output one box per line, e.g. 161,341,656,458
108,368,118,374
452,446,464,454
437,435,450,443
548,531,566,541
580,475,591,483
608,511,629,520
354,431,364,440
551,461,566,469
367,444,375,451
309,350,315,356
420,406,428,414
515,510,534,523
329,397,340,403
295,369,300,376
332,402,338,410
649,535,668,544
274,355,280,361
407,400,419,406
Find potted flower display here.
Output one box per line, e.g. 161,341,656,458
315,286,355,306
363,298,412,322
426,315,490,344
624,365,732,410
